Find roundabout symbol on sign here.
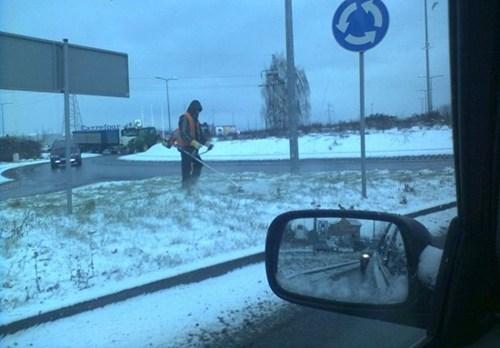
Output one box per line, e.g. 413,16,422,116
332,0,389,52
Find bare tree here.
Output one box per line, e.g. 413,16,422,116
261,54,311,130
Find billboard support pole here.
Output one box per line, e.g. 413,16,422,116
63,38,73,214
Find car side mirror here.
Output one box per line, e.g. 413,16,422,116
265,210,434,328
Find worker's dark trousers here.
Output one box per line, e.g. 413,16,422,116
180,148,202,189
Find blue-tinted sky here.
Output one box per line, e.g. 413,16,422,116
0,0,450,135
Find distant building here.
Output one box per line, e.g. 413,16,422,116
328,218,362,245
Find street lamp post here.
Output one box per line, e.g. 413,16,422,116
423,0,439,113
0,102,13,136
155,76,177,132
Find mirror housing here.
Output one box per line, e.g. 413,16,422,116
265,210,434,328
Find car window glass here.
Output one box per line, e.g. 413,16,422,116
0,1,454,346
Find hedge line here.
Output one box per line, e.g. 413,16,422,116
239,111,451,139
0,137,42,162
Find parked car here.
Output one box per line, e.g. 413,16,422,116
49,140,82,169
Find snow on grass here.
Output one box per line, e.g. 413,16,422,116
0,167,455,324
120,127,453,162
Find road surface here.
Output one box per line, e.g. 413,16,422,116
0,155,453,200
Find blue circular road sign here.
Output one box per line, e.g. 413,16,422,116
332,0,389,52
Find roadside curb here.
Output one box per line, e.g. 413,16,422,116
0,252,264,336
113,154,454,165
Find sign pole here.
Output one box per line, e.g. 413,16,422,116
359,51,367,198
332,0,389,199
63,38,73,214
1,32,129,214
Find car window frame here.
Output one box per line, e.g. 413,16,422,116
423,0,499,346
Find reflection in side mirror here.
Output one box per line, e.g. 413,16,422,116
275,217,409,305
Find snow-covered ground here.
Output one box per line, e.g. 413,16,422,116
1,263,288,348
0,250,432,347
121,127,453,162
1,212,452,348
0,166,455,325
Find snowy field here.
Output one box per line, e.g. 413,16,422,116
121,127,452,162
0,167,455,325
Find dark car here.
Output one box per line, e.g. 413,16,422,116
359,251,371,273
49,140,82,169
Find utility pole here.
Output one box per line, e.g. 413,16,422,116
418,74,443,113
70,95,83,130
0,102,13,136
418,89,427,101
423,0,432,113
327,103,333,125
420,97,426,113
62,95,83,133
285,0,299,173
155,76,177,132
423,0,439,113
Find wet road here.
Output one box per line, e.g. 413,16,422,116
0,155,453,201
205,265,424,348
197,265,424,348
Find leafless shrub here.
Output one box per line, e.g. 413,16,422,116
0,210,33,257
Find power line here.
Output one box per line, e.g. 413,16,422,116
131,74,259,81
2,95,58,107
172,84,260,90
178,75,258,80
133,84,261,92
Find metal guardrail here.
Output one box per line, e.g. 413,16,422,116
405,201,457,218
287,260,359,280
372,253,391,288
104,154,455,166
0,201,457,336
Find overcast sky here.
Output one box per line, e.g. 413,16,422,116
0,0,450,135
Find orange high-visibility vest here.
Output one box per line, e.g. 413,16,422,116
174,112,196,147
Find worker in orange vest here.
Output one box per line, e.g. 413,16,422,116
176,100,213,190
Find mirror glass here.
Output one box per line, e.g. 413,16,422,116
276,217,408,304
